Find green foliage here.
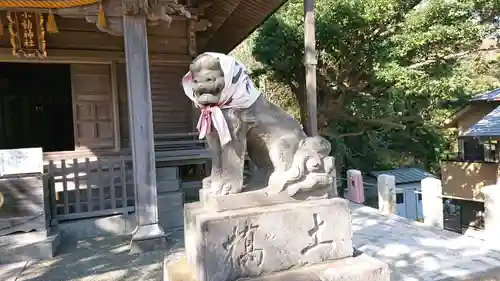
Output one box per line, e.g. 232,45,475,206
231,39,302,119
233,0,500,174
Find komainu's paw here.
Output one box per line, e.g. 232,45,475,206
204,176,241,196
286,173,333,196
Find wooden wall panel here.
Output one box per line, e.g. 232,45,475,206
42,31,188,54
0,17,189,55
117,62,194,146
148,20,189,38
150,63,194,134
116,63,129,146
71,64,116,150
54,17,188,38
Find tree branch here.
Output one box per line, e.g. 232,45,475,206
408,51,471,69
371,0,424,39
345,115,411,129
360,118,407,129
408,48,500,69
325,112,420,140
326,131,366,139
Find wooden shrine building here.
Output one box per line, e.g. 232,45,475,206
0,0,285,249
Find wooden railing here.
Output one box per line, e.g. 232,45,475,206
46,156,135,222
46,133,210,222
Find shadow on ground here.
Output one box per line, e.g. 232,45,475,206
350,203,500,280
8,203,500,281
12,230,185,281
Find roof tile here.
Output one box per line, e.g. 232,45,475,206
370,167,435,184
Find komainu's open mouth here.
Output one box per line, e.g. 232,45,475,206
197,93,220,105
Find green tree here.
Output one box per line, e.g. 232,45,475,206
233,0,500,175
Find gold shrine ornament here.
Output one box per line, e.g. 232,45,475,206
0,0,100,8
7,11,47,58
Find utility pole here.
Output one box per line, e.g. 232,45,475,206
304,0,318,136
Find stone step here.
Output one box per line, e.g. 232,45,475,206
0,231,60,263
163,253,389,281
239,254,389,281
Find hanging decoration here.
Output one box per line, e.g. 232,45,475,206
0,0,100,9
97,0,107,28
0,14,4,36
46,9,58,34
7,12,47,58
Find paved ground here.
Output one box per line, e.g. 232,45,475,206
350,203,500,280
0,231,185,281
4,203,500,281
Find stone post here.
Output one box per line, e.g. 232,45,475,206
377,174,396,215
483,184,500,245
347,169,364,204
421,177,444,229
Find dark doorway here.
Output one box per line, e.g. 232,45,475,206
0,63,74,152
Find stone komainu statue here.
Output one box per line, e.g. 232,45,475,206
182,52,335,196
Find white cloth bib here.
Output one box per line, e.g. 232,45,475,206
182,52,261,146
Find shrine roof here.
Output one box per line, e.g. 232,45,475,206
198,0,287,53
370,167,436,185
0,0,287,54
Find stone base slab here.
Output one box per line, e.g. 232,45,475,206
240,253,390,281
0,230,61,263
184,198,353,281
199,188,334,212
163,253,389,281
129,224,168,254
130,235,167,254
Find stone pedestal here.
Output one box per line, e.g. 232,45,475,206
0,231,61,263
172,190,389,281
0,147,61,261
0,174,50,235
198,188,333,212
186,198,353,281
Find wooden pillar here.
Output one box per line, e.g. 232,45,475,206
123,13,166,253
304,0,318,136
